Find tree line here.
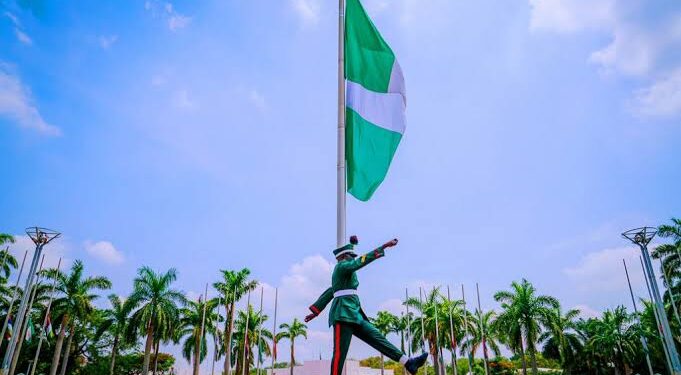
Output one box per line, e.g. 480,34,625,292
0,217,679,375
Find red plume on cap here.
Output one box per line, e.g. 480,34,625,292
349,235,359,245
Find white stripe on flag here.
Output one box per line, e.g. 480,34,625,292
346,80,406,134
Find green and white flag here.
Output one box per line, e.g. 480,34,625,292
25,318,34,342
345,0,405,201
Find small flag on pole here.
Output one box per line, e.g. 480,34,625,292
6,315,13,340
45,314,54,338
25,318,35,342
345,0,406,201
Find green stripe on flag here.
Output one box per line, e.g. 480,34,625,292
346,108,402,201
345,0,395,93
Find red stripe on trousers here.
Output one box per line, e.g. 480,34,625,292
333,324,341,375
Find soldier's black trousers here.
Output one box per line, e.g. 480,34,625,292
330,320,404,375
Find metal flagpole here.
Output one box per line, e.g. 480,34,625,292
476,284,489,375
256,287,264,375
418,288,428,375
9,254,46,375
623,259,654,375
641,256,674,374
243,290,252,375
660,260,681,332
405,289,412,357
270,288,278,375
213,296,221,375
197,284,209,375
461,285,472,375
433,291,441,375
0,250,28,344
447,286,458,375
336,0,347,247
227,284,238,375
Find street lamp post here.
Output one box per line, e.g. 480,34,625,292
1,227,60,375
623,226,681,374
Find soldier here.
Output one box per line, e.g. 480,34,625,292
305,235,428,375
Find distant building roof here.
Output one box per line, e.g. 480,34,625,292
269,360,394,375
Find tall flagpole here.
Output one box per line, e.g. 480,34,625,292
256,287,264,375
0,250,28,345
446,286,458,375
200,283,209,375
212,296,221,375
243,290,252,375
418,288,428,375
476,283,489,375
337,0,347,247
270,288,278,375
405,289,412,357
461,285,472,375
433,292,441,375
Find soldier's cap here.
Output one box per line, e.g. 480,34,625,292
333,243,357,258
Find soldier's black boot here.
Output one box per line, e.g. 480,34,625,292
404,353,429,375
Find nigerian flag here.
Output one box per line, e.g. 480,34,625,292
345,0,405,201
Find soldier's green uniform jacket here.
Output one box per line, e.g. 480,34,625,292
308,246,385,326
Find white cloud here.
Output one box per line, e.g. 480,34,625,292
573,304,601,319
0,65,60,135
98,35,118,49
5,12,32,45
589,26,658,77
172,89,197,110
168,14,191,31
563,246,643,293
528,0,614,34
291,0,320,26
249,89,266,112
84,240,124,265
145,0,191,31
14,29,32,45
632,69,681,117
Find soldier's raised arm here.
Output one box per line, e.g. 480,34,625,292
337,238,398,274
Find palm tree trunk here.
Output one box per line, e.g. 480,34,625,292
142,320,155,374
519,339,527,375
289,340,295,375
528,345,538,375
380,354,385,375
451,349,457,375
225,302,235,375
430,339,441,375
153,339,161,375
194,332,201,375
49,315,69,375
59,324,75,375
400,331,405,354
109,336,119,375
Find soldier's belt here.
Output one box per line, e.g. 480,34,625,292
333,289,358,298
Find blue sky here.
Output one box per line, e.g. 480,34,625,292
2,0,681,373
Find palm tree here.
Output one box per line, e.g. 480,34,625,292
539,307,582,374
0,247,17,281
233,305,272,375
440,298,467,375
372,311,398,375
494,279,558,375
44,260,112,375
96,294,133,375
586,306,638,375
405,287,450,375
213,268,258,375
178,296,221,375
127,267,186,375
460,309,501,363
0,233,14,246
277,318,307,375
